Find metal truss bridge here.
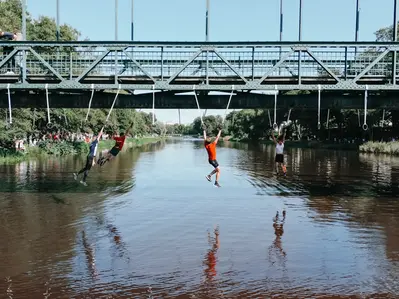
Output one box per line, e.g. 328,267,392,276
1,41,399,92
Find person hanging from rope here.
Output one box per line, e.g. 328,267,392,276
73,127,104,186
271,129,287,176
203,124,222,188
97,122,134,166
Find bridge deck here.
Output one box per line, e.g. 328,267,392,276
0,41,399,91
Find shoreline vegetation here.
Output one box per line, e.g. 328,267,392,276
228,137,399,155
0,137,162,165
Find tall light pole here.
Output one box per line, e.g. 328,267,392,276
298,0,303,84
22,0,26,40
298,0,302,41
21,0,27,82
355,0,360,42
134,0,137,40
394,0,398,42
56,0,60,40
393,0,398,84
115,0,118,40
205,0,210,41
279,0,283,42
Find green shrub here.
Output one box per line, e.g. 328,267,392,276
360,141,399,155
37,140,88,156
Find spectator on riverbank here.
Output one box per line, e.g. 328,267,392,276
0,30,17,73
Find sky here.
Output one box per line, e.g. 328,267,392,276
27,0,396,124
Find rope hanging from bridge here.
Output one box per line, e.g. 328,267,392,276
85,84,95,122
105,84,121,123
326,109,330,130
287,108,292,122
317,85,321,130
268,110,272,127
7,84,12,124
222,85,235,124
152,85,155,125
363,85,368,131
273,85,278,130
382,109,386,127
193,85,203,125
45,84,51,125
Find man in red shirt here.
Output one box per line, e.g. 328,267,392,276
98,123,133,166
203,125,222,187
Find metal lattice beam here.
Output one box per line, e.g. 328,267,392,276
28,48,65,81
305,48,340,82
76,50,111,82
352,48,391,82
166,49,203,84
257,49,295,83
0,41,399,91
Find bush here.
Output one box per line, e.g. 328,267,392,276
0,147,26,163
359,141,399,155
37,140,88,156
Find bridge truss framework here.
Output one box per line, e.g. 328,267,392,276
1,41,399,92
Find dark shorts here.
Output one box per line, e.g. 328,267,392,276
109,147,120,157
85,156,94,170
275,154,284,163
209,159,219,168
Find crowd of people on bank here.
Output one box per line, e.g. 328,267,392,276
13,131,112,152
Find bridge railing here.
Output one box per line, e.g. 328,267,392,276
0,41,398,90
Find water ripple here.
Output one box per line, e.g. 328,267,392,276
0,141,399,298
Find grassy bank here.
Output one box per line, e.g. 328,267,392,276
359,141,399,155
97,137,161,151
0,137,163,165
227,138,359,151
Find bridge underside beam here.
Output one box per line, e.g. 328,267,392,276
2,91,399,109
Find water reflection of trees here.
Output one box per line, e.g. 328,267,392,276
0,142,164,297
230,143,399,197
230,143,399,263
0,142,165,194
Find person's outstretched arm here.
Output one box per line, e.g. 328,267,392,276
125,123,133,136
271,132,277,144
282,130,286,143
97,127,104,141
214,129,222,144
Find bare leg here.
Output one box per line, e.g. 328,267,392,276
281,163,287,174
208,169,217,177
215,168,220,182
275,162,279,174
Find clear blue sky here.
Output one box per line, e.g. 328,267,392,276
27,0,395,124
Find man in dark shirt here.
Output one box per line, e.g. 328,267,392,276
74,127,104,186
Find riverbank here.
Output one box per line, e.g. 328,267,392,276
359,141,399,155
226,137,360,151
0,137,163,165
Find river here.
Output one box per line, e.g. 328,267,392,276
0,139,399,298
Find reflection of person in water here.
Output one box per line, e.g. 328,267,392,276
269,210,286,265
81,230,98,279
106,224,130,262
204,226,220,280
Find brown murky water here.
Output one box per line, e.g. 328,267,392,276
0,139,399,299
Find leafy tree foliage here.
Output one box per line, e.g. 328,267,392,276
0,0,158,148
